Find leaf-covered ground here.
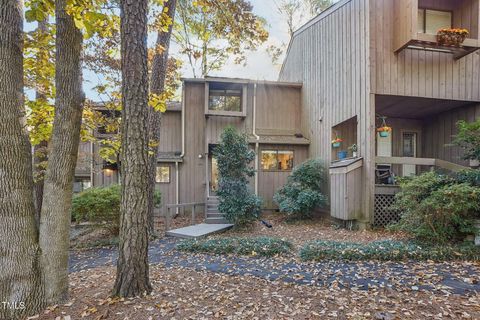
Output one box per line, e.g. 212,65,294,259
35,264,480,319
52,214,480,319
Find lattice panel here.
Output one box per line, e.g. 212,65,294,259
374,194,400,227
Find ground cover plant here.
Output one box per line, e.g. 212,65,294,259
300,239,480,262
177,236,293,257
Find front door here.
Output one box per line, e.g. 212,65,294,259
402,132,417,176
209,156,219,195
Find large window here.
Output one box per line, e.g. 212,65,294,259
261,150,294,171
156,166,170,183
208,82,242,112
417,9,452,34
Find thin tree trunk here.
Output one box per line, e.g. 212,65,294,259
113,0,152,297
39,0,84,304
33,19,49,225
147,0,177,236
0,1,44,318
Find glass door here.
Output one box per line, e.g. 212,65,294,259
402,132,417,176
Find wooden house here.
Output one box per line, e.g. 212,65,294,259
279,0,480,227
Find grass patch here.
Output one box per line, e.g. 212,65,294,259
177,236,293,257
300,240,480,262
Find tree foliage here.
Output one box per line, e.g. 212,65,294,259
215,127,262,226
174,0,268,77
274,158,328,219
452,119,480,161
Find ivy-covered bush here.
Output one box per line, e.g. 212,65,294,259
177,237,293,257
274,158,327,218
300,239,480,262
452,119,480,161
215,127,262,226
72,185,161,234
390,171,480,244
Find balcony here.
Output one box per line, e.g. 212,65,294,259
394,0,480,60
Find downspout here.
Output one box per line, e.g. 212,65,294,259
176,81,186,214
252,83,260,195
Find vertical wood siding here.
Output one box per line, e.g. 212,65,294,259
180,83,206,204
257,144,308,209
279,0,374,222
158,111,181,153
423,103,480,165
372,0,480,101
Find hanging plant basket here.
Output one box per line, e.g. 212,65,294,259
376,116,392,138
332,137,343,148
437,28,469,47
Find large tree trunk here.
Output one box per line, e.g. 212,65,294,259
147,0,177,236
0,1,44,319
39,0,84,304
112,0,152,297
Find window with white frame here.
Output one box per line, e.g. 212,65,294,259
261,150,294,171
156,166,170,183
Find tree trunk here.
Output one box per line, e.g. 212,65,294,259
0,1,44,318
147,0,177,236
39,0,84,304
113,0,152,297
33,18,49,225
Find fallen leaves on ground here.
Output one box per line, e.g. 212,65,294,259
36,264,480,320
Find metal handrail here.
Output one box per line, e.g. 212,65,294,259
165,202,205,230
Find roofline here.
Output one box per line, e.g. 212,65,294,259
279,0,352,77
181,77,302,88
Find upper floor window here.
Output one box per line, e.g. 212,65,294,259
205,81,247,117
261,150,294,171
417,9,452,35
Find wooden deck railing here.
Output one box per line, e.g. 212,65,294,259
165,202,205,230
375,156,469,173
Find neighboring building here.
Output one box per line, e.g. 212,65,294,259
279,0,480,227
74,79,308,218
75,0,480,227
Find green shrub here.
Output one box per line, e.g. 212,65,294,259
72,185,161,234
274,158,327,218
177,237,293,257
452,119,480,161
390,171,480,244
215,127,262,226
300,240,480,262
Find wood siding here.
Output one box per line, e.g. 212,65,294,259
372,0,480,101
155,162,177,215
423,103,480,165
158,111,181,153
279,0,375,222
180,82,206,204
258,144,308,209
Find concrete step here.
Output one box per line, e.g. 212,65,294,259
206,213,224,218
166,223,233,239
205,217,230,224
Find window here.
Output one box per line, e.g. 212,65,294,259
208,82,243,112
261,150,294,171
156,166,170,183
73,178,91,193
418,9,452,34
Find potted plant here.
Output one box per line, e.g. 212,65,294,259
437,28,469,47
377,126,392,138
337,150,348,160
348,144,358,157
331,137,343,148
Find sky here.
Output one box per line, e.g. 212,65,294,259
26,0,324,101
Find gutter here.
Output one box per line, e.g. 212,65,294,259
175,81,186,213
252,83,260,195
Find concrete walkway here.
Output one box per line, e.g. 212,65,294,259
69,238,480,295
165,223,233,238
